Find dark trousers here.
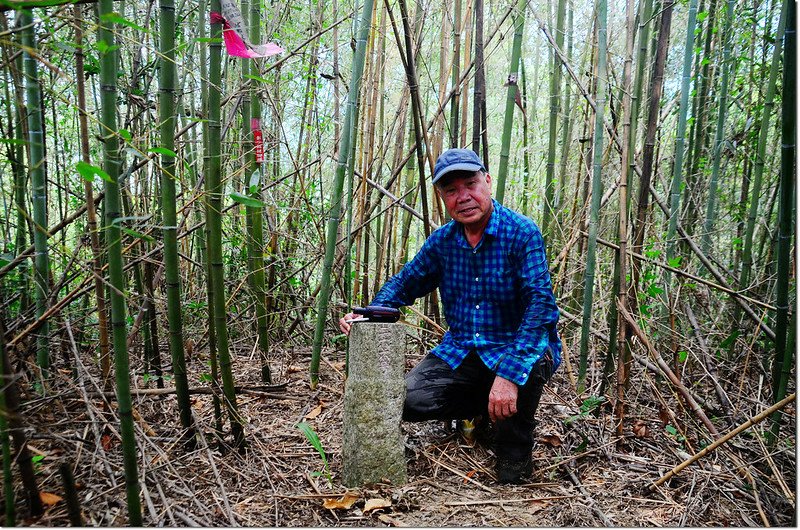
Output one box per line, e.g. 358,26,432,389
403,350,552,461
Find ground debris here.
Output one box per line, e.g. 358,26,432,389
8,341,796,527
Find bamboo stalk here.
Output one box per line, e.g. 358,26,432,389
611,0,635,437
542,0,567,238
20,8,50,386
73,4,111,389
158,0,193,428
740,1,787,295
700,0,734,254
0,317,42,517
650,393,796,490
578,0,607,393
310,0,375,387
769,0,795,441
494,0,527,205
98,0,142,520
664,0,698,265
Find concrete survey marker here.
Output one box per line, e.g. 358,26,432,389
342,322,407,487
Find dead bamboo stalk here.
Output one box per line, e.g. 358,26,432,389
617,303,720,438
650,393,796,491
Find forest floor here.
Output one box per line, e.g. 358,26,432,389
10,333,797,527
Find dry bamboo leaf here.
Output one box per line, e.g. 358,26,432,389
322,493,359,510
658,407,671,427
330,361,346,371
632,420,649,438
378,513,406,526
100,434,113,451
363,498,391,514
304,404,323,420
40,492,63,505
132,407,156,437
540,434,563,447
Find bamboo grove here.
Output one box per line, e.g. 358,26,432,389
0,0,795,523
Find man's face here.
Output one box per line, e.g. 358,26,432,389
436,171,494,228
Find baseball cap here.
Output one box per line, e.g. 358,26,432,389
432,148,487,185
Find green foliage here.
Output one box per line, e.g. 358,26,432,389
32,454,44,472
665,424,686,444
230,192,266,208
148,147,177,157
76,161,113,183
100,12,150,33
565,395,605,424
296,422,331,484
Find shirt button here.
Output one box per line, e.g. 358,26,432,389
475,332,480,337
474,277,479,282
475,304,480,309
522,372,528,378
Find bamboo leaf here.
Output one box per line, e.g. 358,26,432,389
230,192,265,208
244,73,273,84
120,227,154,242
248,169,260,194
149,146,178,157
100,12,150,33
296,421,326,462
76,161,113,183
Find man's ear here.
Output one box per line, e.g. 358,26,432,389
484,172,492,186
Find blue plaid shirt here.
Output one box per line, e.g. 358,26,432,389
372,200,561,386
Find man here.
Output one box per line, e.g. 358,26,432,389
339,148,561,484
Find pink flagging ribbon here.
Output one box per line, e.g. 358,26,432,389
210,11,283,59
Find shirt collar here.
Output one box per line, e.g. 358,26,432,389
454,199,501,249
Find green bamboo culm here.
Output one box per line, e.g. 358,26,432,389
494,0,526,205
206,0,245,446
578,0,607,394
520,60,531,215
628,0,654,199
663,0,698,300
159,0,193,433
98,0,143,522
20,9,50,389
246,0,271,383
342,8,363,310
739,1,787,293
700,0,734,255
542,0,566,238
197,0,223,435
449,0,462,147
310,0,376,388
768,0,795,443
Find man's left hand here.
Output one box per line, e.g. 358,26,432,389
488,375,518,422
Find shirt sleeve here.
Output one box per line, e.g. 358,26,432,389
494,226,559,385
371,232,443,309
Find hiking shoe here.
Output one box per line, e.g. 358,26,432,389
496,455,532,484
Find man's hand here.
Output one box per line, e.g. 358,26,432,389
488,375,518,423
339,312,357,335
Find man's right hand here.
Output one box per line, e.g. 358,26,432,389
339,312,357,335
